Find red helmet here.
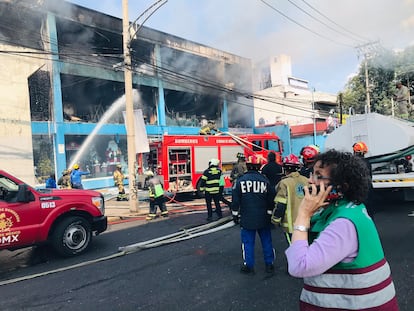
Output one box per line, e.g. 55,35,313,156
300,145,320,163
247,154,264,165
353,142,368,154
283,154,301,167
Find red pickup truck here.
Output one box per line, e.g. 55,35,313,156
0,170,107,257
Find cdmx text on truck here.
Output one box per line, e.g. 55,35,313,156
0,170,107,257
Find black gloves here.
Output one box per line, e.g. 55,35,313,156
271,203,287,225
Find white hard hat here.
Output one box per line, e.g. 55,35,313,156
209,158,220,166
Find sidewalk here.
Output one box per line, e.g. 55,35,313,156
104,196,209,224
99,187,230,224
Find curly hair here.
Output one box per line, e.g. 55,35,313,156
314,149,371,204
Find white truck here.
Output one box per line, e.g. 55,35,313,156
324,112,414,200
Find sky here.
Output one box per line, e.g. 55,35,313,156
67,0,414,94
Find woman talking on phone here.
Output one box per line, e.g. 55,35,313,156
286,149,399,310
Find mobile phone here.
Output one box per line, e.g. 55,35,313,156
302,185,320,195
303,185,340,202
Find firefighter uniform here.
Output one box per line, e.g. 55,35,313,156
199,122,217,135
200,159,223,221
57,170,72,189
113,165,127,201
147,177,168,220
231,167,275,274
273,171,308,244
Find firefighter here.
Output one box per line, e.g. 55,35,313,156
200,158,223,221
230,152,247,185
353,141,375,219
113,164,128,201
146,174,168,220
299,144,320,178
272,154,308,245
58,169,72,189
199,121,217,135
231,155,275,275
70,164,90,189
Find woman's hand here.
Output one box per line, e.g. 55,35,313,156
299,183,333,218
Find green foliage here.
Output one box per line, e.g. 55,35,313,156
341,47,414,114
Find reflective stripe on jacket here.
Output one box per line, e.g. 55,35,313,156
301,201,399,310
200,166,221,194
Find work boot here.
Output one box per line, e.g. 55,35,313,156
240,264,255,275
146,215,155,221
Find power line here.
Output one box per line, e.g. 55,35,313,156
298,0,371,43
259,0,354,47
286,0,366,44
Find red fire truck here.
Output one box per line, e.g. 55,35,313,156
142,132,283,195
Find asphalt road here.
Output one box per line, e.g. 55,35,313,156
0,195,413,311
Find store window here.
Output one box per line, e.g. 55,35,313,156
65,135,128,178
32,135,54,184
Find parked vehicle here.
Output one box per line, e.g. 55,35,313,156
0,170,107,257
325,112,414,200
140,132,283,196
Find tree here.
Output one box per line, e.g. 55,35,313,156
342,46,413,115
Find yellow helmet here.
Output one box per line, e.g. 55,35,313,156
73,163,79,170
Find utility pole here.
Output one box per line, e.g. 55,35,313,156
364,57,371,113
356,41,380,114
122,0,138,212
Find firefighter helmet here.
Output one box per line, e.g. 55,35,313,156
236,152,246,160
73,163,79,170
283,154,301,167
300,145,320,163
353,141,368,154
246,154,263,165
246,155,262,170
209,158,220,166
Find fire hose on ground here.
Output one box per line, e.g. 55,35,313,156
0,217,234,286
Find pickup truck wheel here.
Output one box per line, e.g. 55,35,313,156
51,216,92,257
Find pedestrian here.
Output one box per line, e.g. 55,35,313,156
45,173,57,189
57,169,72,189
146,174,168,220
272,154,308,245
299,145,320,178
286,149,399,310
353,141,376,219
113,164,128,201
231,156,275,275
199,158,223,221
70,163,90,189
230,152,247,185
394,81,410,119
260,151,283,191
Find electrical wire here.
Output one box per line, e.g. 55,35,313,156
0,7,335,120
259,0,355,48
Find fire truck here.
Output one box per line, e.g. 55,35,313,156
142,132,283,196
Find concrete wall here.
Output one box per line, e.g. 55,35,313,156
0,44,46,185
